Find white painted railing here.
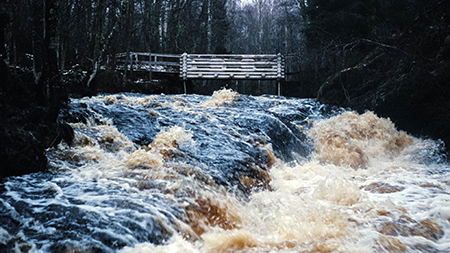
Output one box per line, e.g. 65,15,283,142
114,52,286,95
180,53,285,95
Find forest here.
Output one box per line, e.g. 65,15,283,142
0,0,449,177
0,0,433,90
1,0,447,94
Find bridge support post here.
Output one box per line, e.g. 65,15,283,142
277,53,282,96
277,80,281,96
181,53,188,94
149,53,153,81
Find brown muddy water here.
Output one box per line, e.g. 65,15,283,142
1,89,449,252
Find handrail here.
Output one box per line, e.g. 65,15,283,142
180,52,285,95
116,52,180,58
115,52,180,72
114,52,286,95
180,53,285,80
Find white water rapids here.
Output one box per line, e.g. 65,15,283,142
1,89,449,252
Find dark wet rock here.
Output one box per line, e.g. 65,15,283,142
0,61,68,178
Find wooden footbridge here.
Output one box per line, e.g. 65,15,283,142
115,52,285,95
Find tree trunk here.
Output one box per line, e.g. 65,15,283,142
206,0,212,53
122,0,134,84
0,11,8,59
31,0,59,105
87,0,128,87
32,0,44,84
40,0,59,104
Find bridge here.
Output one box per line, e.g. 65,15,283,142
115,52,285,95
115,52,180,73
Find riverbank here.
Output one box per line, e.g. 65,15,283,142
0,61,69,178
316,2,450,154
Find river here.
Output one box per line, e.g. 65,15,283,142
1,89,449,252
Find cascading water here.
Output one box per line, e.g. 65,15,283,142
1,89,449,252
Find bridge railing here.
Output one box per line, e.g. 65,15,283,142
180,53,285,95
114,52,286,95
180,53,285,80
115,52,180,73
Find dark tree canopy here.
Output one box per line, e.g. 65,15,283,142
303,0,420,47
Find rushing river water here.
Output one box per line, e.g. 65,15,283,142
1,89,450,252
